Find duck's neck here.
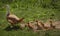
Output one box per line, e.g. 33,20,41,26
6,5,10,16
50,21,53,27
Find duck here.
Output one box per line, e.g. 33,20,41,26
36,20,46,30
6,5,24,27
44,18,56,30
26,21,38,32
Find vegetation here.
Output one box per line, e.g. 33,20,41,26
0,0,60,36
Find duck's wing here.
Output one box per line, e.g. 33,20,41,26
8,14,20,20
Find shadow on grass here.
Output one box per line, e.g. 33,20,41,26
4,26,20,31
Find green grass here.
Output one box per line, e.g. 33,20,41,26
0,7,60,36
0,29,60,36
0,0,60,36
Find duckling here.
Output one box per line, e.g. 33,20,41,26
26,21,38,32
36,20,45,30
36,20,52,30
